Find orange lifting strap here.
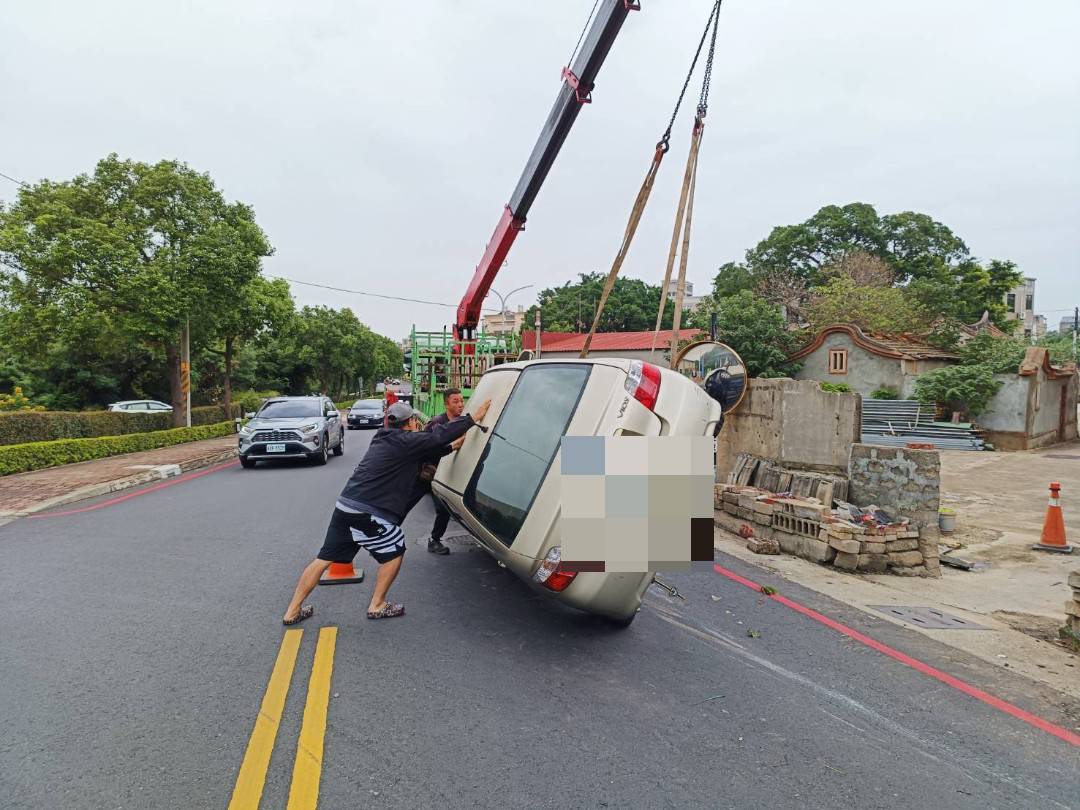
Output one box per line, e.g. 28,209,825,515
580,0,721,362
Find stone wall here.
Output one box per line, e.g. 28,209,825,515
979,348,1078,451
847,443,941,576
1063,569,1080,651
716,378,861,480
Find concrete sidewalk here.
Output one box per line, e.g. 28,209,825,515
714,440,1080,700
0,435,238,520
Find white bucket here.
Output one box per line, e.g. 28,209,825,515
939,509,956,532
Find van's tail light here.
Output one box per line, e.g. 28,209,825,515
532,546,577,592
625,360,661,411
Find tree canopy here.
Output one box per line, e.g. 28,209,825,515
710,203,1022,335
0,155,401,411
709,291,802,378
524,272,675,333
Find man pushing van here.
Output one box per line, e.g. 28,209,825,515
282,398,491,624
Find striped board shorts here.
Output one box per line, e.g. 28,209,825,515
317,502,406,564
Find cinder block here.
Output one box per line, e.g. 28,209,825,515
863,542,887,555
753,513,772,526
775,530,803,556
1065,600,1080,618
833,551,859,571
753,501,775,516
735,507,753,520
829,536,860,554
737,493,757,509
888,550,924,568
857,553,889,573
806,538,837,564
1066,570,1080,590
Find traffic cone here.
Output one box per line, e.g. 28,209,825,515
318,561,365,585
1032,482,1074,554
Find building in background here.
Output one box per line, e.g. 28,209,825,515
1004,277,1039,338
1059,314,1079,335
520,329,705,362
788,324,960,398
666,279,704,312
481,305,525,336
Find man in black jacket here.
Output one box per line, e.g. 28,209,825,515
282,398,490,623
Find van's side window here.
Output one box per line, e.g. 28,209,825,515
464,364,590,545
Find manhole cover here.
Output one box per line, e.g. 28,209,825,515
1044,454,1080,460
867,605,984,629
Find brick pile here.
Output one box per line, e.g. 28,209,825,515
1063,570,1080,650
714,483,937,577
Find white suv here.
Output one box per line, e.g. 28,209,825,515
108,399,173,412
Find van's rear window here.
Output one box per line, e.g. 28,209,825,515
465,364,590,546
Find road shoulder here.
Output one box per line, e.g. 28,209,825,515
713,524,1080,702
0,435,238,524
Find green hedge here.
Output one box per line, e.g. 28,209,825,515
0,404,239,446
0,421,236,476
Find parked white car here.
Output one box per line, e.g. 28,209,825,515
108,400,173,413
431,353,729,627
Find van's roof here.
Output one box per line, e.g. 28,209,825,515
492,357,634,372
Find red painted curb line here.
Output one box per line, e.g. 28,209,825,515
713,562,1080,749
26,459,239,519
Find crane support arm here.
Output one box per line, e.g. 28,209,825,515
454,0,640,340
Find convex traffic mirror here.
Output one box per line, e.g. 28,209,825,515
671,340,748,414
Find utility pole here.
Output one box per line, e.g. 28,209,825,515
1073,306,1078,361
181,318,191,428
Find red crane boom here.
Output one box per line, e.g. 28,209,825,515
453,1,642,343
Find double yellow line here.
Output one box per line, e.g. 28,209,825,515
228,626,338,810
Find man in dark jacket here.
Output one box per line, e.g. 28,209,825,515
423,387,466,555
282,398,490,623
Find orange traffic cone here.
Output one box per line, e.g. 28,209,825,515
318,561,365,585
1032,482,1074,554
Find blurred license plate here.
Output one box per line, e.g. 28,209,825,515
266,443,286,453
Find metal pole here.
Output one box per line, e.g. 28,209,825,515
535,307,542,359
181,318,191,428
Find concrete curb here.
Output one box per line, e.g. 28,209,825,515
0,447,238,523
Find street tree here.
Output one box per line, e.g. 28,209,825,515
707,290,802,378
0,154,272,424
206,276,293,413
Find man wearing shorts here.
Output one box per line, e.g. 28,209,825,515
282,398,490,623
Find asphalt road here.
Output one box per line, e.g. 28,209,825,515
1,428,1078,810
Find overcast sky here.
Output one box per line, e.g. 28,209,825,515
3,1,1078,339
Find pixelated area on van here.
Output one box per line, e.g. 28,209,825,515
559,436,714,573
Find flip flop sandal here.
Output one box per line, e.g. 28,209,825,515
283,605,314,626
366,603,405,620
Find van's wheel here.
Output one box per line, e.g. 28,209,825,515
239,457,256,469
333,431,344,456
313,438,328,466
606,611,637,628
